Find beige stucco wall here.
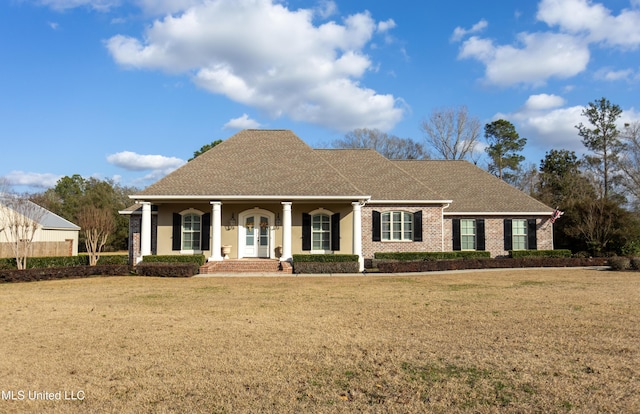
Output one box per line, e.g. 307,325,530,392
152,202,356,259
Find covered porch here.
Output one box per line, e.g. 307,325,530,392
135,197,367,271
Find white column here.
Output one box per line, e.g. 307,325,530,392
352,201,364,271
139,201,152,262
209,201,223,261
281,202,292,262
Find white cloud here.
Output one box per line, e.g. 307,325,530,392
451,19,488,42
314,0,338,20
2,171,62,189
595,67,637,81
459,32,589,87
523,94,566,111
37,0,120,12
106,151,185,172
48,22,59,30
537,0,640,49
456,1,640,87
105,0,404,132
377,19,396,33
224,114,261,130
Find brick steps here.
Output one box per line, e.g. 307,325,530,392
200,259,292,274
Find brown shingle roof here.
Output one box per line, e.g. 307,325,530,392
134,130,365,199
132,129,552,213
394,160,553,213
315,149,446,201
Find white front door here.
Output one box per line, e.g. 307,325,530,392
243,215,270,258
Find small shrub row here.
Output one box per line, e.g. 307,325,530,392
292,254,359,263
376,257,609,273
374,251,491,261
293,261,360,274
142,254,206,266
609,256,640,271
509,250,572,258
135,262,199,277
0,254,130,270
0,265,133,283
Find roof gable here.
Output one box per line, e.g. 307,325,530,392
136,130,365,198
315,149,446,201
394,160,553,213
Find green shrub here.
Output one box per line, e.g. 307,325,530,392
135,263,199,277
509,250,572,258
293,262,360,274
373,251,490,261
609,256,632,271
630,257,640,271
26,256,89,268
142,254,206,266
292,254,359,263
622,240,640,257
95,254,129,265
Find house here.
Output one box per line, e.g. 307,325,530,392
0,196,80,258
123,129,554,271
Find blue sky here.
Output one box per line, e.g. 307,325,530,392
2,0,640,192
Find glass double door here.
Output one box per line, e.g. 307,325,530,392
244,215,270,258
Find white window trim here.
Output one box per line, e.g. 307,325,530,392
180,208,204,255
512,219,528,251
460,218,476,251
309,208,334,254
381,211,414,242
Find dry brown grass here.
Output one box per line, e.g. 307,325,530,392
0,269,638,413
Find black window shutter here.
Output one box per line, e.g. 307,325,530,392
452,219,461,251
476,219,486,251
172,213,181,251
527,219,537,250
201,213,211,251
372,210,381,242
413,211,423,242
331,213,340,251
302,213,311,251
504,219,513,251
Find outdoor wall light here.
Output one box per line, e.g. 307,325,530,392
275,213,281,229
226,213,237,230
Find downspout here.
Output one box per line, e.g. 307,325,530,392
441,203,450,252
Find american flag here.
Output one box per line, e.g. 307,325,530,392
550,208,564,223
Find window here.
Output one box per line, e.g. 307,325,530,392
512,219,527,250
381,211,413,241
312,214,331,251
182,213,201,251
460,219,476,250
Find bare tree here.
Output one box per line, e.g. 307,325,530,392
332,128,427,159
77,205,115,266
0,193,46,270
420,105,481,161
620,121,640,208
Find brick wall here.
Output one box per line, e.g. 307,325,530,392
443,216,554,257
128,214,158,264
361,205,444,259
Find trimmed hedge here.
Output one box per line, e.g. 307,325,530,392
0,265,133,283
142,254,206,266
135,263,199,277
292,254,359,263
374,251,491,261
377,257,609,273
293,262,360,274
0,254,129,270
509,250,572,258
292,254,359,273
